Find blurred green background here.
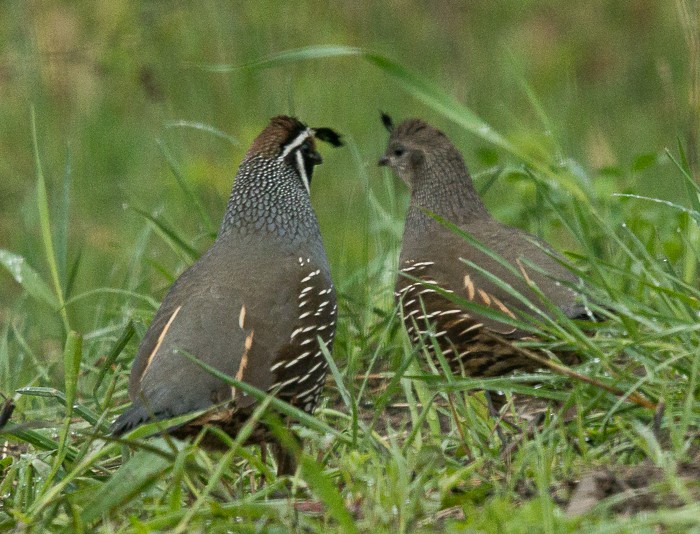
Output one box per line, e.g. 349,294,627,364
0,1,696,381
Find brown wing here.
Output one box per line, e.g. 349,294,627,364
396,259,544,377
396,219,587,377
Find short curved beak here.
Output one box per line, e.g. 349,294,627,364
378,155,389,167
310,151,323,165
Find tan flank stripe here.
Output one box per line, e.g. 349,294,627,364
477,289,492,306
516,258,534,284
231,330,254,400
492,296,517,319
139,305,182,382
463,274,475,301
238,304,246,329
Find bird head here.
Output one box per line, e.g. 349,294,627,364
247,116,342,194
378,114,460,190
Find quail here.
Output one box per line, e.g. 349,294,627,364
379,115,592,380
112,116,342,475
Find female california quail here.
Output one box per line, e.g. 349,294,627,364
112,116,342,475
379,114,592,379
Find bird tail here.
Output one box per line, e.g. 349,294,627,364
110,403,155,436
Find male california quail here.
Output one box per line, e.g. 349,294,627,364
112,116,342,475
379,115,592,379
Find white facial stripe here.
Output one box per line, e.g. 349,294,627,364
296,149,310,194
280,128,312,159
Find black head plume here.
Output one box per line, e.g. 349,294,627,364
380,112,394,133
314,127,343,147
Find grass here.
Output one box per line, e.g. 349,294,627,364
1,6,700,532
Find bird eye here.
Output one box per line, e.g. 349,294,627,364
301,141,311,153
393,147,405,157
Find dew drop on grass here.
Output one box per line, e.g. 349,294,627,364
321,433,333,448
0,253,24,283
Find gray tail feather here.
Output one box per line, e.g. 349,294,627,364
111,401,199,437
111,403,162,436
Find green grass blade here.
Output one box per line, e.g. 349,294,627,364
0,250,59,309
18,386,101,427
32,331,83,514
63,330,82,414
164,120,240,145
199,44,362,71
80,444,172,524
64,288,159,310
156,138,216,234
669,141,700,214
614,193,700,225
130,206,200,263
53,145,71,290
363,51,520,156
92,321,134,400
0,428,79,462
300,454,359,534
30,106,70,332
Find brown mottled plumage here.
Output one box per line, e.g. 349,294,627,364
379,115,591,378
